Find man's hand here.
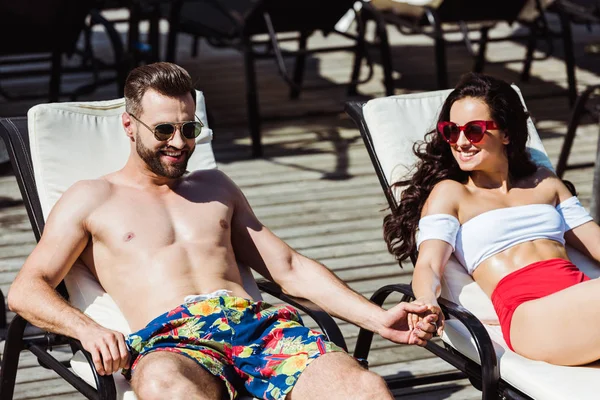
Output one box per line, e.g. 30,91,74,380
377,302,439,346
78,325,130,375
408,299,445,338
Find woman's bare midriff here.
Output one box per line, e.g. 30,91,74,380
472,239,570,297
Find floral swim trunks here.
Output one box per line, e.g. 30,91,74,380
123,296,345,400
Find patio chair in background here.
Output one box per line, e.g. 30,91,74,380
555,84,600,220
345,87,600,399
162,0,393,158
361,0,581,105
0,91,347,400
0,0,129,103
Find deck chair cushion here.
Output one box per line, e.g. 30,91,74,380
27,91,260,399
361,87,600,399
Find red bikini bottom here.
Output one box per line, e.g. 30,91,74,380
490,258,590,351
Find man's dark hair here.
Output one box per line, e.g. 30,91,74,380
124,62,196,116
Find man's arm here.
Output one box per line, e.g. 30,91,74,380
7,180,129,375
225,174,436,345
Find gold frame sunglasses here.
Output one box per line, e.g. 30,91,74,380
129,113,204,141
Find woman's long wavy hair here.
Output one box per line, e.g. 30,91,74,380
383,72,538,264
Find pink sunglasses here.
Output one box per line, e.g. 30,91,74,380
437,120,498,144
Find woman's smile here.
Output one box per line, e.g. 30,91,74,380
455,148,480,162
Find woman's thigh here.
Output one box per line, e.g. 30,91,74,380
510,277,600,365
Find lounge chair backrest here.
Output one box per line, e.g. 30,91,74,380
26,90,262,335
361,85,599,323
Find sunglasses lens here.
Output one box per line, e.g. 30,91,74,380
154,124,175,140
439,123,460,143
182,122,202,139
464,123,485,143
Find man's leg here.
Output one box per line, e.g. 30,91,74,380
131,351,226,400
286,352,393,400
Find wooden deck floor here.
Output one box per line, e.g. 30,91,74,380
1,7,600,399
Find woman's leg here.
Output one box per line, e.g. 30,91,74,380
510,278,600,365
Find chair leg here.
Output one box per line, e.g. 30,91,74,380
365,4,394,96
473,26,489,73
348,9,364,96
192,36,200,58
0,316,27,400
521,26,536,82
166,0,184,63
49,50,62,102
148,6,161,63
289,31,308,100
432,17,448,89
557,9,577,107
348,8,366,96
242,39,263,158
128,3,142,66
555,85,599,177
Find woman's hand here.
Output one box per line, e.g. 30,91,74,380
378,302,438,346
408,298,445,337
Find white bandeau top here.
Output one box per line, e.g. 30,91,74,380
416,196,593,275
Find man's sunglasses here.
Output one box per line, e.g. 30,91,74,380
129,113,204,141
437,120,498,145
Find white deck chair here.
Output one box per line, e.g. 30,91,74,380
345,87,600,400
0,91,346,400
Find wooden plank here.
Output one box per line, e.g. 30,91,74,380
13,378,83,400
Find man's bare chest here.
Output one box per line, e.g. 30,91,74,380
87,191,234,250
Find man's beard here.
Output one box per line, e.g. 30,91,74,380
136,133,194,178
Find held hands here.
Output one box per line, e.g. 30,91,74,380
378,302,439,346
78,324,130,375
408,298,445,338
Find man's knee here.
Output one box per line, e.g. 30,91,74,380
131,352,222,400
355,370,390,398
339,368,390,399
133,359,183,400
317,353,390,399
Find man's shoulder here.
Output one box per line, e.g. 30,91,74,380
184,169,245,202
48,178,113,223
185,169,236,187
66,178,112,195
60,178,112,207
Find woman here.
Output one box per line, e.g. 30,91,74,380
384,72,600,366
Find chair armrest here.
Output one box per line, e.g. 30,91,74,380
256,279,348,351
24,332,117,400
1,314,116,400
352,283,499,398
67,337,118,399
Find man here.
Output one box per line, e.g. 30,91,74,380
8,62,437,400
